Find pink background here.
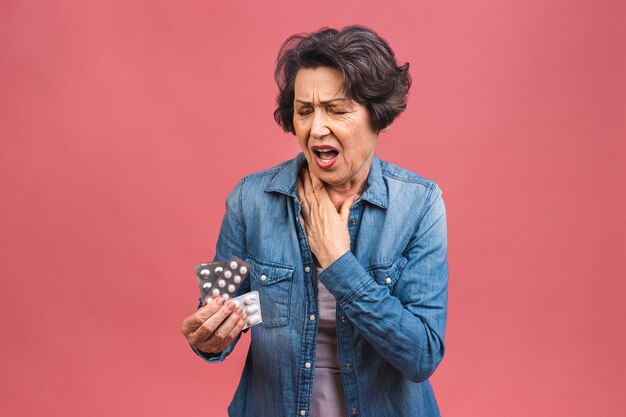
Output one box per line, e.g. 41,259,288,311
1,1,624,416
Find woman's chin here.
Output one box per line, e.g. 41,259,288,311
313,170,348,188
303,158,349,187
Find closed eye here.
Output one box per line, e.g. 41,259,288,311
327,105,350,115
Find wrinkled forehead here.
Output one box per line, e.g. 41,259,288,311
293,67,346,103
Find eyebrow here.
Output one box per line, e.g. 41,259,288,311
294,98,348,105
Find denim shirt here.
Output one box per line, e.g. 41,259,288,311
194,153,448,417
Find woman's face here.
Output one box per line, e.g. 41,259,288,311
293,66,378,190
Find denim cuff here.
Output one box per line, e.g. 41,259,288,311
318,251,374,307
191,344,226,363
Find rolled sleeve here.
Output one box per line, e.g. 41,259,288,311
318,251,375,305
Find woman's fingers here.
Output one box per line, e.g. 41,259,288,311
340,194,359,224
187,300,239,346
181,296,224,335
302,168,320,205
307,169,331,204
182,297,250,354
297,176,310,219
212,311,248,352
202,305,246,351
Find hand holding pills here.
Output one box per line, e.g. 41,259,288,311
181,295,249,354
182,256,263,354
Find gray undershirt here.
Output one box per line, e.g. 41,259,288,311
311,267,347,417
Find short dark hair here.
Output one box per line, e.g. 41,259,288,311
273,25,411,134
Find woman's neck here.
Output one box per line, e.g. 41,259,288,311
302,155,372,211
326,186,360,211
325,169,369,211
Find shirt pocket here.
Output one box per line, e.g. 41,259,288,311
246,257,295,329
365,256,408,293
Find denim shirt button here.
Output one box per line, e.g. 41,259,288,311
385,277,392,284
260,274,267,281
300,410,306,416
345,362,351,370
350,218,357,225
309,314,316,321
340,315,346,322
351,407,358,415
304,266,311,273
305,362,311,369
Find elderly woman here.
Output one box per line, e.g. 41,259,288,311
181,26,448,417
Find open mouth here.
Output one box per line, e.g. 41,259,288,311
311,146,339,169
314,148,339,161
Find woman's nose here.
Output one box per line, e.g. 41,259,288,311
310,110,331,139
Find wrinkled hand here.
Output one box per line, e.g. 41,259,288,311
181,296,248,354
297,168,358,269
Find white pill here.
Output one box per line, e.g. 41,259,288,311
247,314,261,326
228,284,236,293
200,269,210,277
212,288,220,296
239,266,248,275
215,266,223,274
232,300,241,308
217,279,226,288
244,295,258,305
223,270,232,279
230,261,238,269
234,275,241,284
245,304,259,314
222,293,230,300
202,282,212,289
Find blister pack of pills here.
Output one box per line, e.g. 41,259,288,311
195,256,263,329
195,261,225,297
231,291,262,329
196,256,251,301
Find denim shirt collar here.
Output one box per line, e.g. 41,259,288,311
264,152,388,209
